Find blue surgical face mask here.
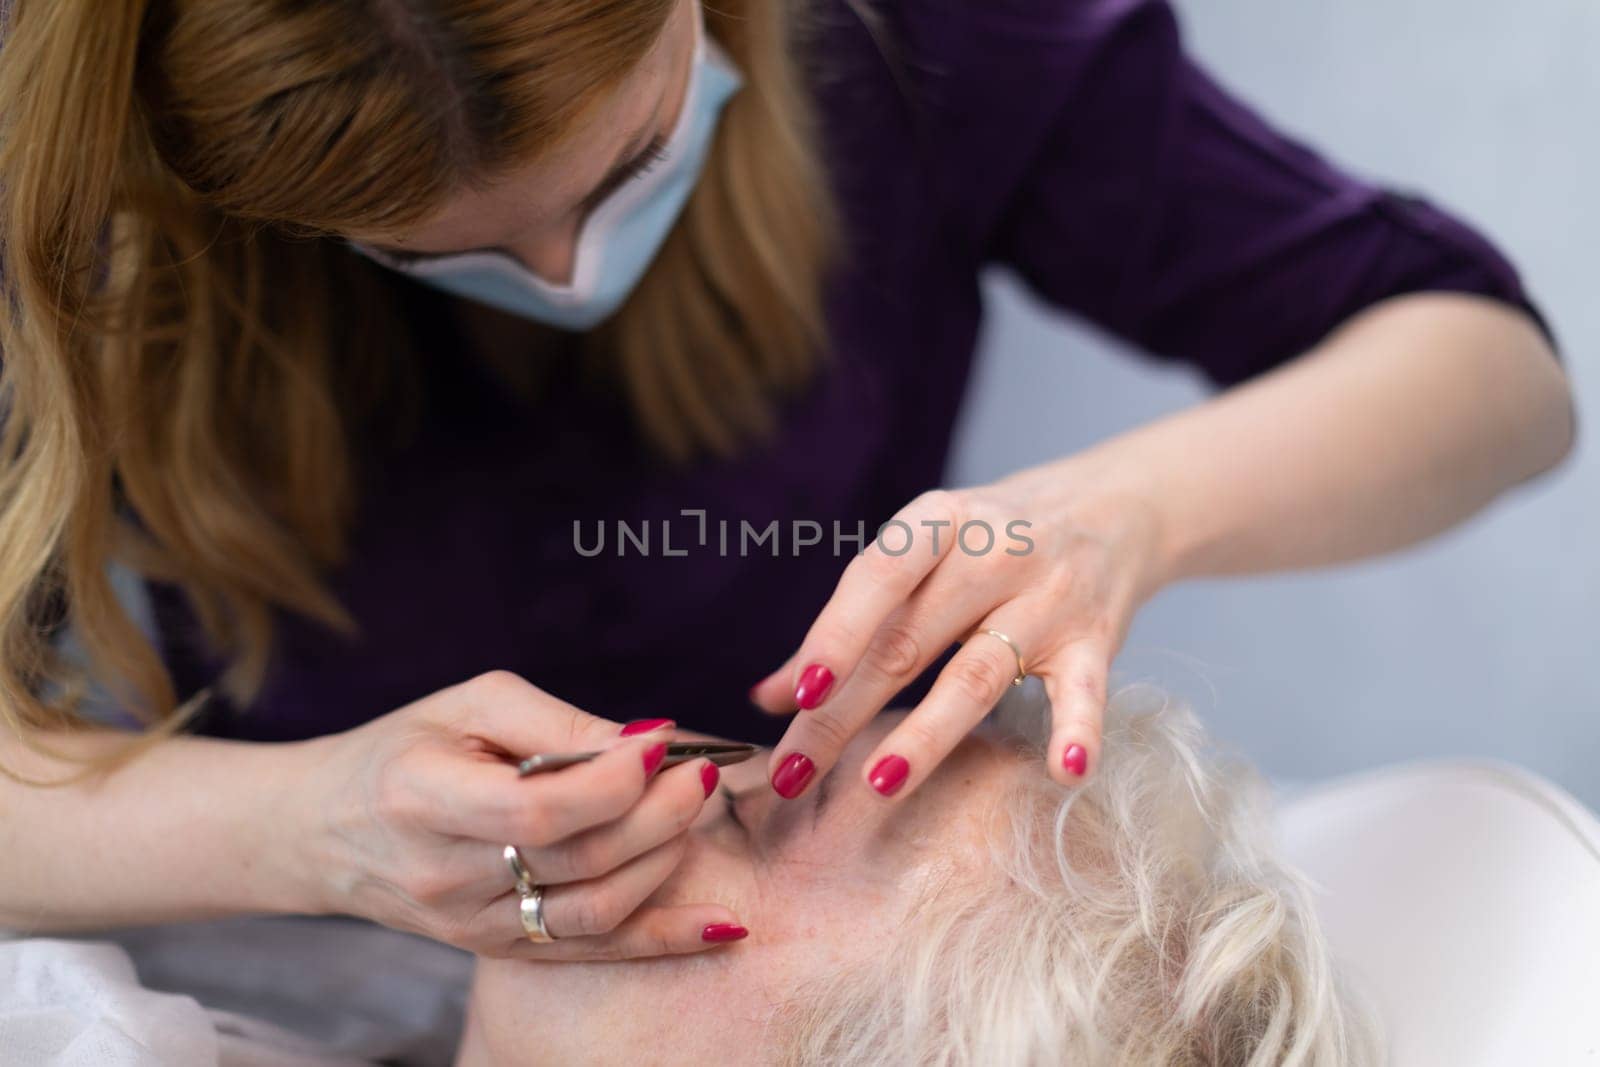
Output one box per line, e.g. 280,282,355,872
350,7,741,332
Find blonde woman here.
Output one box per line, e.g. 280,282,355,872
0,0,1570,970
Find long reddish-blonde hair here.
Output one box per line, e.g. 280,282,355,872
0,0,834,773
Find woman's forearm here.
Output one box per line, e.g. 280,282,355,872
1069,292,1573,588
0,728,325,931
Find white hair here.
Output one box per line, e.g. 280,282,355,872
776,687,1381,1065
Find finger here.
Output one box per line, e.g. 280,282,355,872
859,615,1040,801
516,759,716,884
776,490,961,713
419,733,669,845
764,604,934,796
1038,640,1109,784
543,835,688,939
748,651,800,715
767,551,1007,799
504,904,748,962
467,835,692,951
424,751,704,906
447,670,629,754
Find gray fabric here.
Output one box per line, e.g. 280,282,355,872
50,562,154,731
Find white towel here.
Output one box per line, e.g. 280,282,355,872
0,918,473,1067
0,938,219,1065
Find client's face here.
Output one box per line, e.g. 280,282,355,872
460,713,1016,1066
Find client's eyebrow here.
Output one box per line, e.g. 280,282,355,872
812,768,836,828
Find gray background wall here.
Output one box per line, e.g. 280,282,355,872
947,0,1600,805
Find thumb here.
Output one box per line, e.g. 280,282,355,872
748,651,802,715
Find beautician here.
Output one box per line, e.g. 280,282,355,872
0,0,1571,965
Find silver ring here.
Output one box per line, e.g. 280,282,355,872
971,628,1027,687
503,845,556,942
518,883,557,943
503,845,535,894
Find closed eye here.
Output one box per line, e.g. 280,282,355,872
358,241,519,266
579,136,670,216
719,784,747,832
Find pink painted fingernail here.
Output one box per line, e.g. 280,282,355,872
771,752,815,798
1062,744,1088,777
868,754,910,797
620,718,675,737
642,742,668,777
702,923,748,943
794,664,834,710
701,761,720,798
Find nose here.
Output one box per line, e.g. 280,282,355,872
513,224,581,288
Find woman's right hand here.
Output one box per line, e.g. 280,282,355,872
286,671,738,960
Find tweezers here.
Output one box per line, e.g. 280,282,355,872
517,742,758,777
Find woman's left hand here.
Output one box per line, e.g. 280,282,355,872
749,464,1165,800
751,297,1573,804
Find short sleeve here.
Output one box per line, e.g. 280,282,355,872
983,0,1553,385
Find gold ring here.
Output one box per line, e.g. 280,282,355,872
970,628,1027,687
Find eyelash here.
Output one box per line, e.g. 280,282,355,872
622,139,670,184
374,135,670,261
374,137,671,262
584,138,670,213
376,246,512,267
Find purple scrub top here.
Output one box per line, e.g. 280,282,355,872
153,0,1547,745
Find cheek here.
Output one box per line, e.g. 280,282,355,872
748,814,954,966
647,829,750,910
752,841,906,958
468,958,658,1065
